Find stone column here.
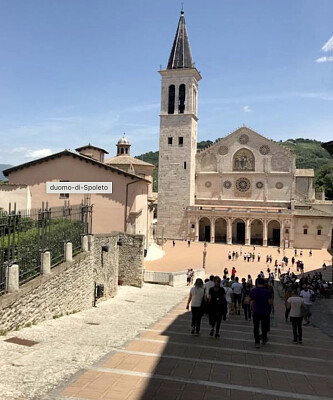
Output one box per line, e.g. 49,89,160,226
245,219,251,246
41,251,51,275
7,264,19,293
210,217,215,243
88,235,94,251
65,242,73,262
82,235,89,252
280,220,285,248
289,222,295,248
227,218,232,245
263,220,268,247
195,217,199,242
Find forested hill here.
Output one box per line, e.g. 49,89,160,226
137,138,332,198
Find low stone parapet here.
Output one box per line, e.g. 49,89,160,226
144,268,205,286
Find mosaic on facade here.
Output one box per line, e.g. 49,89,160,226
233,149,255,171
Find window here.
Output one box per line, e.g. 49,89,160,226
168,85,175,114
125,148,128,154
178,137,183,146
303,228,308,235
59,180,69,199
168,137,173,145
179,84,186,113
184,161,187,169
121,148,124,154
317,229,322,236
285,228,289,234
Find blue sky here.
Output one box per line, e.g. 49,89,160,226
0,0,333,165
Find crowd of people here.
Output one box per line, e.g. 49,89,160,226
185,264,325,347
186,271,276,348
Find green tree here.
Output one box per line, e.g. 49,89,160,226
314,163,333,200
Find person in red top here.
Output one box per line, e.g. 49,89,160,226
231,267,237,278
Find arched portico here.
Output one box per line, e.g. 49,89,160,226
199,217,211,242
251,219,263,245
268,220,280,246
232,218,246,244
215,218,227,243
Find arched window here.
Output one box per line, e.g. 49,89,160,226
168,85,175,114
179,84,186,113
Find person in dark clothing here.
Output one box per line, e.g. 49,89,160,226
208,276,227,338
249,278,273,348
242,283,252,321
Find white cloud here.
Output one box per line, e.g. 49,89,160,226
11,147,53,159
322,35,333,52
243,105,252,112
316,56,333,63
27,149,53,158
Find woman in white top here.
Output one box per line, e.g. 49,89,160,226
223,281,233,317
186,278,205,335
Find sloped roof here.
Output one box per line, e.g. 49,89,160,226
3,150,150,182
293,208,332,217
167,11,194,69
105,156,154,167
75,144,109,154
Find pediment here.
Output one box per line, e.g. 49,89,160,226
196,126,293,160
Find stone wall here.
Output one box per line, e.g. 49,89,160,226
118,232,144,287
92,234,119,299
0,252,94,333
0,232,144,333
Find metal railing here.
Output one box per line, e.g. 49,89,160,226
0,201,92,294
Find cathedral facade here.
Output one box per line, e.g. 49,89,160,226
157,12,333,249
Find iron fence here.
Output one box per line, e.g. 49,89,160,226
0,201,92,293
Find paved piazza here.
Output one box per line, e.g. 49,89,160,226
144,240,332,277
60,291,333,400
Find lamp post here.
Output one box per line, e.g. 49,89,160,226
203,242,207,270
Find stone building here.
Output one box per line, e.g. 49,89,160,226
157,11,333,249
3,138,154,248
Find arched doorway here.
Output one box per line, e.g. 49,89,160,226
232,218,245,244
199,217,211,242
268,220,280,246
215,218,227,243
251,219,263,245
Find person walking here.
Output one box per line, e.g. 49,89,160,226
242,283,252,321
231,277,243,315
186,278,205,335
250,277,273,348
287,290,305,344
223,281,233,317
300,285,314,325
247,274,253,287
208,276,227,338
186,269,191,286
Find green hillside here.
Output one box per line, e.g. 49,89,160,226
137,138,333,199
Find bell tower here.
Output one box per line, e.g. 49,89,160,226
157,10,201,239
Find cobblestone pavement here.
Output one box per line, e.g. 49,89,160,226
0,284,189,400
55,286,333,400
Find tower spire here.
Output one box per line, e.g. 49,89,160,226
167,10,194,69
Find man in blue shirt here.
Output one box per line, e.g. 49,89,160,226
250,278,273,348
